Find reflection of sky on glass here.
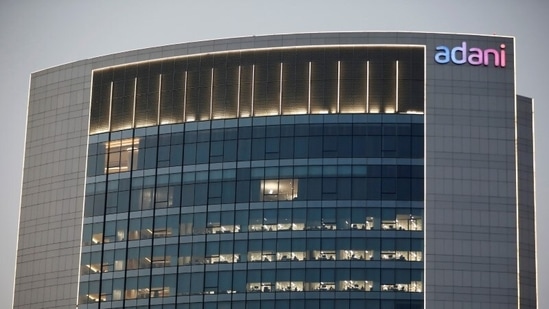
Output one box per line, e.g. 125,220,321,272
2,1,548,307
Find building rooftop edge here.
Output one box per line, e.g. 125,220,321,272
31,31,515,76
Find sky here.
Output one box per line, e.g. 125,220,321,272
1,1,548,308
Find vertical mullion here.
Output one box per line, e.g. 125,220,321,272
237,65,241,117
132,77,137,128
183,71,187,121
251,64,255,116
308,61,311,114
337,60,341,113
108,81,113,131
210,68,214,120
279,62,283,115
157,74,162,125
395,60,399,113
366,61,370,113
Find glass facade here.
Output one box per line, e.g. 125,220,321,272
81,116,424,309
80,45,425,309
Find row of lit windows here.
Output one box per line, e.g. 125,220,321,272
82,279,423,304
89,219,421,245
82,248,423,274
79,299,424,309
81,235,422,273
83,209,423,245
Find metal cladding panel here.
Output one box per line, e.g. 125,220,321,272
425,35,520,308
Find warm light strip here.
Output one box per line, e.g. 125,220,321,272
86,264,99,273
251,64,255,116
237,65,241,116
105,138,139,148
210,68,214,119
308,62,311,114
279,62,283,115
157,74,162,124
183,71,187,120
337,61,341,113
132,77,137,128
108,81,113,131
366,61,370,113
395,60,399,112
93,44,426,71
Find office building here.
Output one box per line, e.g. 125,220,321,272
13,32,537,309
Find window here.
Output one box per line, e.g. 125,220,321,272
339,249,373,261
206,223,241,234
276,281,303,292
247,282,274,293
261,179,298,201
395,214,423,231
104,138,139,174
338,280,373,291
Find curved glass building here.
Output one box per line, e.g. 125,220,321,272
13,32,537,309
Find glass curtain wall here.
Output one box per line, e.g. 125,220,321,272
80,45,425,309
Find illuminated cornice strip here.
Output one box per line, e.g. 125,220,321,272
92,44,425,72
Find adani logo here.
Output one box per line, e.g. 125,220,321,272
434,41,506,68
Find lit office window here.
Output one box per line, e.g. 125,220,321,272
104,138,139,174
312,250,336,261
395,214,423,231
275,281,304,292
261,179,298,201
339,249,373,261
276,251,305,261
307,282,336,291
248,251,276,262
338,280,373,291
205,254,240,264
381,250,423,261
383,214,423,231
247,282,274,293
206,223,241,234
381,282,423,293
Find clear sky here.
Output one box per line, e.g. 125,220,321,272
1,1,547,308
